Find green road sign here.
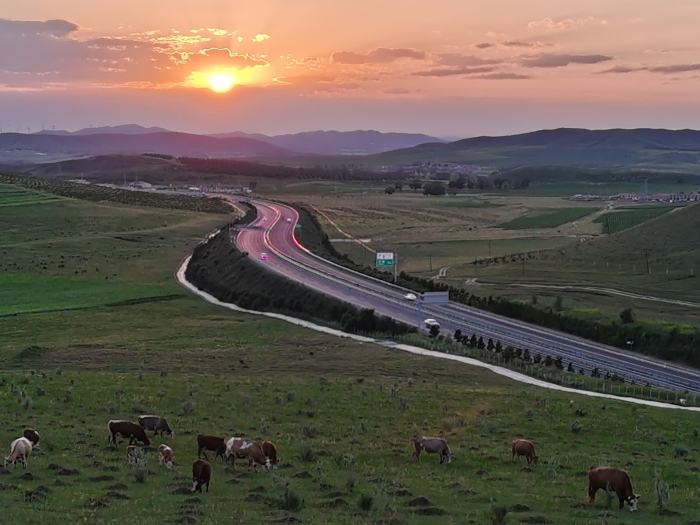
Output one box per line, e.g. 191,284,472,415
376,252,394,267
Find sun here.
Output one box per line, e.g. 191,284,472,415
208,72,236,93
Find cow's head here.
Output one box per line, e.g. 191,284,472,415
3,457,14,469
532,455,540,465
169,430,175,439
627,494,640,512
263,458,271,472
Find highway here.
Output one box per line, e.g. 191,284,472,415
232,198,700,395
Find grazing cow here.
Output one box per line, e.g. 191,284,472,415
107,420,151,448
197,434,226,462
511,439,539,465
23,428,40,445
411,436,453,464
262,440,278,469
126,445,143,466
158,444,174,470
4,437,33,470
138,415,174,439
588,466,640,511
225,439,270,471
191,459,212,493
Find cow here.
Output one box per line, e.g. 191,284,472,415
511,439,539,465
225,439,270,471
23,428,40,445
411,436,453,464
587,466,640,511
107,420,151,448
191,459,212,493
138,415,174,439
262,440,278,469
4,437,33,470
197,434,226,462
158,444,174,470
126,445,143,466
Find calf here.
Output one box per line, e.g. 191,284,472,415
126,445,143,466
411,436,453,464
511,439,539,465
197,434,226,462
588,466,640,511
158,444,174,470
138,415,175,439
23,428,40,445
226,439,270,471
4,437,32,470
191,459,211,493
108,420,151,448
262,440,278,469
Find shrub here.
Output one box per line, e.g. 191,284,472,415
157,391,166,398
279,488,305,512
654,470,669,510
571,421,582,434
105,400,117,415
302,424,318,439
35,386,46,397
182,399,196,415
694,428,699,438
63,388,73,402
398,397,409,411
298,442,315,462
287,391,296,402
55,368,62,376
490,501,508,524
604,482,615,509
134,469,148,483
358,493,374,512
22,396,32,410
305,397,315,406
674,445,689,458
346,471,357,492
274,395,283,405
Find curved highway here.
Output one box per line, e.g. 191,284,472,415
231,197,700,395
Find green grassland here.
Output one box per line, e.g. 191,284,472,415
2,182,700,523
497,208,598,230
594,206,675,234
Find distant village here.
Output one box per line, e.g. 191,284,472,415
567,190,700,203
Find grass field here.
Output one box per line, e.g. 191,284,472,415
497,208,598,230
594,206,675,234
0,184,62,207
3,182,700,523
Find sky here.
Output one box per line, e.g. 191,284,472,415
1,1,700,137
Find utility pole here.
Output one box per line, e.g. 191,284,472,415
488,240,492,259
393,252,398,284
429,255,433,272
644,248,650,275
522,258,525,277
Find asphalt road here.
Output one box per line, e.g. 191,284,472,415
232,197,700,395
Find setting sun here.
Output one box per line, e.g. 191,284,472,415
207,72,236,93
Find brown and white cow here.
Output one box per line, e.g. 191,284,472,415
191,459,212,493
262,440,278,469
588,466,640,511
511,439,539,465
197,434,227,462
225,438,270,471
126,445,143,466
108,420,151,448
411,436,453,464
158,444,174,470
23,428,40,445
4,437,33,470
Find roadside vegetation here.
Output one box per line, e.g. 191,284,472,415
497,207,598,230
594,206,675,234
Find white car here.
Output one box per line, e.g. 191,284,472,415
286,218,292,223
404,293,417,301
424,318,440,329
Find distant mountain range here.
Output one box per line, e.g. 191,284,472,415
208,130,446,155
24,126,445,157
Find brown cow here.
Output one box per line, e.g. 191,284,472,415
197,434,226,461
411,436,453,464
588,466,640,511
108,420,151,448
158,444,174,470
262,440,278,469
23,428,40,445
511,439,539,465
191,459,212,493
4,437,33,470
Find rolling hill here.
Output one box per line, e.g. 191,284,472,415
369,128,700,170
0,132,294,160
